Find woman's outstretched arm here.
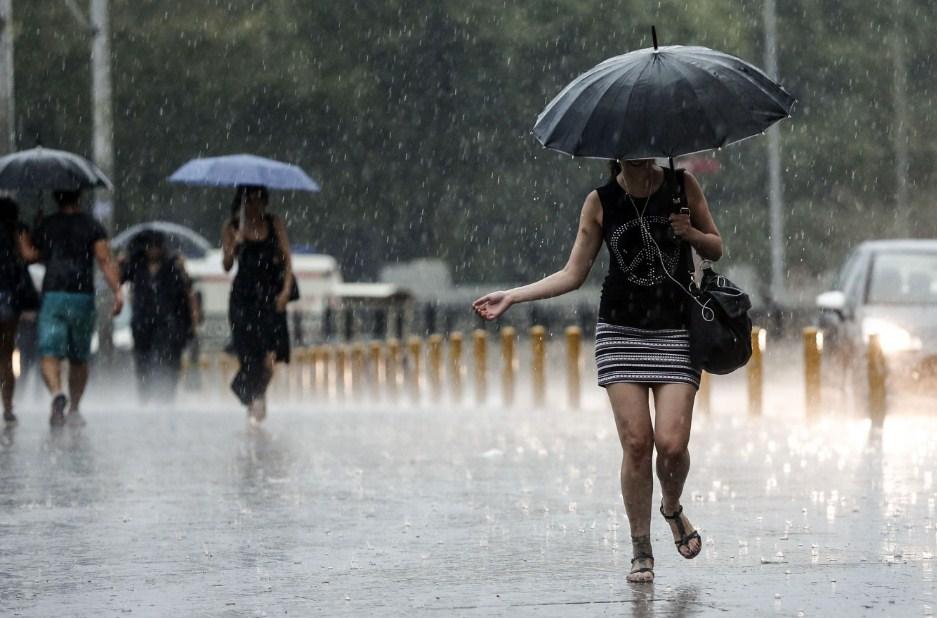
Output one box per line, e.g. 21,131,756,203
472,191,603,321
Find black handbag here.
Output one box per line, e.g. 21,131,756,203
670,169,753,375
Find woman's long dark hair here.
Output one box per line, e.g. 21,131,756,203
608,160,622,182
0,197,20,251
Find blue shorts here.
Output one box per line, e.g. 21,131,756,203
38,292,97,362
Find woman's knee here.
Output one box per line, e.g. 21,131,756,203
655,435,689,460
620,430,654,461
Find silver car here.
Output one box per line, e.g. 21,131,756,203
817,240,937,399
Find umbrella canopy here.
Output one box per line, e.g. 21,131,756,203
111,221,213,259
0,146,113,191
533,43,796,160
168,154,320,191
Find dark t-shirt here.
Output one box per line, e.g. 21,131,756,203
35,212,107,294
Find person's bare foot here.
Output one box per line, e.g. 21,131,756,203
627,534,655,583
661,503,702,559
66,410,86,427
248,398,266,423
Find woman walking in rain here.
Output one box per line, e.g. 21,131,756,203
121,230,198,403
221,185,293,422
0,197,39,424
473,159,722,583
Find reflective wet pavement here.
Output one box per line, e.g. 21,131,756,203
1,391,935,616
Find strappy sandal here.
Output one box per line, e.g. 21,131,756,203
627,535,655,583
660,504,702,559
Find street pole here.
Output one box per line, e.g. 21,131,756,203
90,0,115,359
892,0,910,234
90,0,113,231
0,0,14,154
763,0,786,305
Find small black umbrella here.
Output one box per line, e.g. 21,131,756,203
533,28,796,161
0,146,113,191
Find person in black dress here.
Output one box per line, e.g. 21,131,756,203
221,185,293,423
473,159,723,583
0,197,40,424
121,230,198,403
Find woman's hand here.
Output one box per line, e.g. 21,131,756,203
669,212,696,240
472,291,513,321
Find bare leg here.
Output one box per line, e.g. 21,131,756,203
0,320,17,419
652,382,701,558
67,362,89,413
41,356,63,394
607,383,655,582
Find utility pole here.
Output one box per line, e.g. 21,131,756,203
90,0,114,231
0,0,14,154
763,0,786,305
892,0,910,234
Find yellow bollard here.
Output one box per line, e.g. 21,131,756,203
299,348,314,397
531,325,546,408
198,355,211,397
428,334,444,402
386,338,401,402
748,327,766,416
697,371,711,414
219,355,236,401
565,326,582,410
316,346,332,400
449,331,464,404
473,329,487,405
351,344,366,400
334,345,349,400
500,327,517,407
868,334,887,424
803,327,822,418
369,341,384,400
407,336,422,403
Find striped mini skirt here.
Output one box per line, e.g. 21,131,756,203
594,322,701,389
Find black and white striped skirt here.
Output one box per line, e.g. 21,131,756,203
594,322,701,389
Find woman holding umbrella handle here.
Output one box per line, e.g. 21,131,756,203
473,159,722,583
222,185,294,422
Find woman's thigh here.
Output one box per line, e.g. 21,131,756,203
651,383,697,449
606,383,653,443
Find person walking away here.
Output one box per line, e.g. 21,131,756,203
33,190,123,426
0,197,40,424
473,159,723,583
221,185,293,423
120,230,198,403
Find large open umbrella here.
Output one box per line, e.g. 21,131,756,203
533,28,795,161
0,146,113,191
168,154,320,191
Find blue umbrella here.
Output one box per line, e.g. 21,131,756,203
168,154,320,191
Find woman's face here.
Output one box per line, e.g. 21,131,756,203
244,189,268,209
622,159,653,169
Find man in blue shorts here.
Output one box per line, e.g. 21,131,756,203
34,190,123,426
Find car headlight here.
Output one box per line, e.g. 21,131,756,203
862,318,922,354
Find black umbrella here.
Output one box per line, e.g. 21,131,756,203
533,28,795,161
0,146,113,191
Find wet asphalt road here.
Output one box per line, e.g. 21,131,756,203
1,381,935,617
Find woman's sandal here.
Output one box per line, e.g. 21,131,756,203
627,535,655,583
660,504,702,559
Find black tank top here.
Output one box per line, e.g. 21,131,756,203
597,169,691,329
232,214,284,303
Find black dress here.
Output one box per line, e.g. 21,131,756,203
229,215,290,405
593,169,701,388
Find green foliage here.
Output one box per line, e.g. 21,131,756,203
11,0,935,284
